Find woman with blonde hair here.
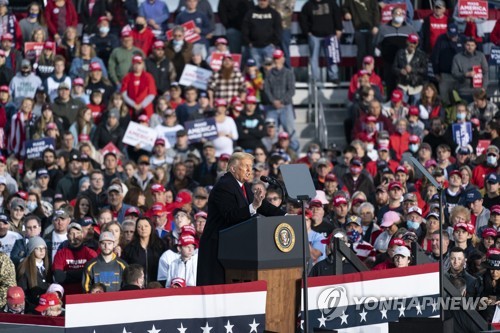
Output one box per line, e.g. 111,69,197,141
69,41,108,79
17,236,51,308
106,92,130,127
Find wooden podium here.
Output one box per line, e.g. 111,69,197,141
219,215,308,333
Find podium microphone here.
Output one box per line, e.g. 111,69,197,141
260,176,287,201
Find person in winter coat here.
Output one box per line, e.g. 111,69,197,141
145,40,176,95
92,108,124,150
8,97,35,158
165,26,193,82
392,33,428,104
0,1,22,50
217,0,253,53
235,95,265,150
122,217,167,285
165,233,198,287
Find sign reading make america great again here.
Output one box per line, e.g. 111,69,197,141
457,0,488,19
185,117,218,143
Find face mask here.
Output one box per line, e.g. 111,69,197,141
21,71,30,76
29,13,38,18
27,202,37,212
350,166,362,175
394,16,404,24
99,26,110,35
487,155,498,166
397,127,405,134
407,221,420,230
347,230,361,244
366,143,374,151
456,113,466,120
135,24,144,31
173,40,183,46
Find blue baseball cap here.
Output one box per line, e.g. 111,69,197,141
465,189,482,203
448,23,458,37
36,168,49,178
246,58,256,67
486,173,499,185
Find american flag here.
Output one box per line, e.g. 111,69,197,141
65,281,267,333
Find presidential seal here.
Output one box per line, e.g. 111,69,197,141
274,223,295,253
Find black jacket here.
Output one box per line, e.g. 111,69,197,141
392,48,428,87
92,122,124,150
55,173,83,201
300,0,342,37
430,33,465,75
218,0,254,31
235,112,265,150
241,5,282,47
197,172,285,286
145,56,174,95
122,240,167,285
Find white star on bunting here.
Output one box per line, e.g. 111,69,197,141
416,302,422,315
359,308,368,322
177,322,187,333
398,304,406,317
249,318,260,333
147,325,161,333
317,313,327,327
340,311,349,325
201,322,213,333
122,327,131,333
224,320,234,333
380,307,388,319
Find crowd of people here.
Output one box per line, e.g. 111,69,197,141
0,0,497,329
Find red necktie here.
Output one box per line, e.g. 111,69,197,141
241,184,247,200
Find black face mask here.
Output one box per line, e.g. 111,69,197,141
21,71,30,76
135,24,144,31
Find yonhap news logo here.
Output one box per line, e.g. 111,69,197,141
317,286,348,321
317,287,489,323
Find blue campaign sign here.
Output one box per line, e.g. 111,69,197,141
490,46,500,65
452,122,472,147
25,138,56,159
184,117,218,143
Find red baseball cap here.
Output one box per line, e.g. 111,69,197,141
73,77,84,86
44,41,55,50
78,134,90,142
7,286,25,306
272,49,284,59
396,165,407,174
449,170,461,178
89,62,102,71
132,55,143,64
333,195,348,207
194,211,207,220
153,40,165,49
125,207,140,216
180,225,196,236
154,138,165,146
245,95,257,104
297,208,313,218
454,222,474,234
388,181,403,191
363,56,374,64
358,69,370,77
179,234,197,247
408,106,419,116
170,277,186,288
219,153,231,162
215,98,227,107
1,33,13,41
175,191,192,207
409,135,420,143
150,203,166,216
151,183,166,193
121,30,132,38
98,16,109,24
215,37,227,45
408,33,419,44
138,114,149,122
35,293,60,312
389,238,405,248
0,85,9,93
391,89,404,103
325,174,337,182
482,228,497,239
278,132,289,140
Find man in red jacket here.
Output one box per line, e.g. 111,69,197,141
44,0,78,42
121,55,157,119
348,56,384,101
52,222,97,295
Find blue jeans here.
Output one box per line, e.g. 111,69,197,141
281,28,292,68
308,34,338,82
226,28,243,54
266,104,299,151
247,44,275,69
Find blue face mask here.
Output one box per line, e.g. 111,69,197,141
409,144,419,153
487,155,498,166
173,40,183,46
456,113,466,120
29,13,38,19
407,221,420,230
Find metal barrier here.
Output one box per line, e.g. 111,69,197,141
309,72,329,149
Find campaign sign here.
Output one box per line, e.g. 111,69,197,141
381,3,407,23
472,65,483,88
457,0,488,19
185,118,218,143
179,64,212,90
24,42,55,63
209,53,242,72
452,122,472,147
25,138,56,159
166,20,200,44
490,47,500,65
100,142,122,158
122,121,158,152
477,140,491,155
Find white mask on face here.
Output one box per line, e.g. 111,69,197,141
394,16,405,24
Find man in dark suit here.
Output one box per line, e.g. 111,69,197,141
197,152,285,286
